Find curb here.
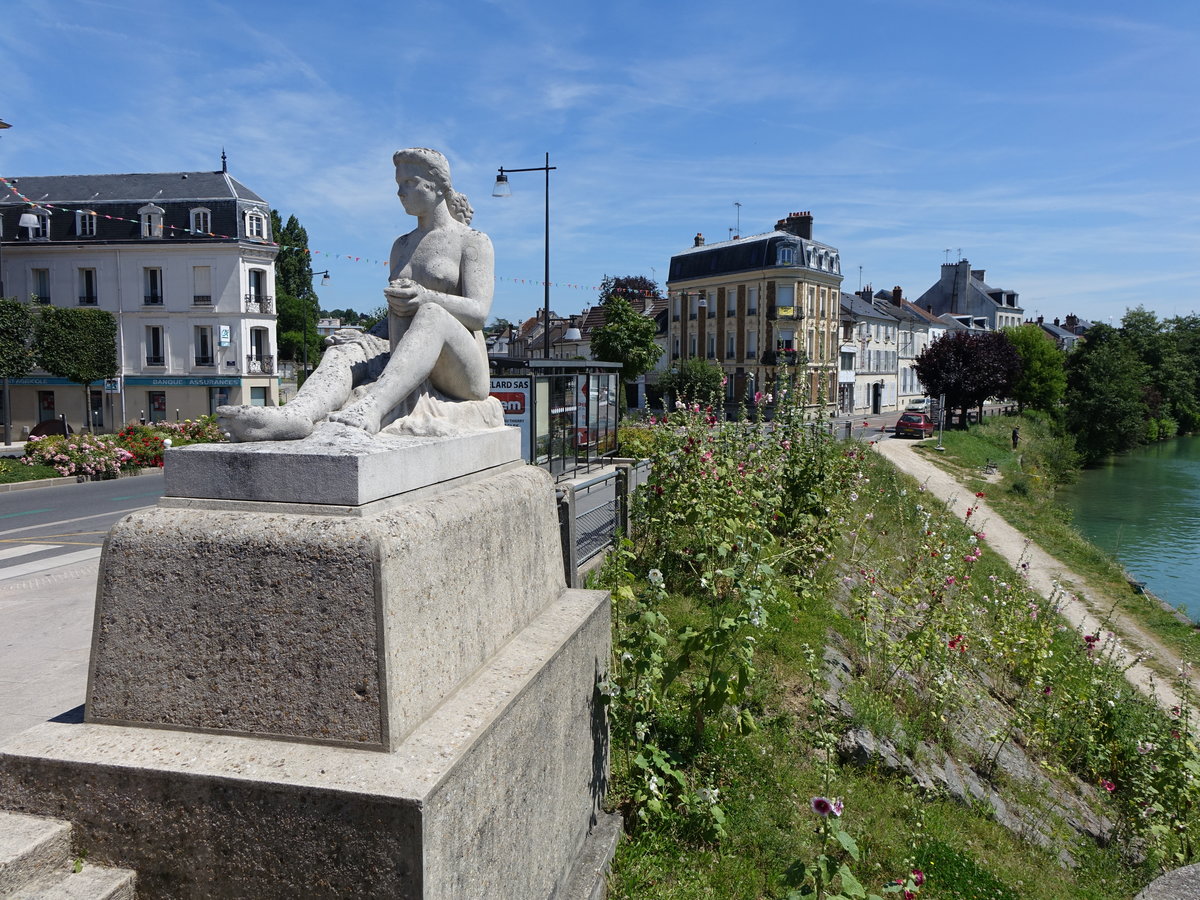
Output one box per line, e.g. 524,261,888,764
0,467,154,494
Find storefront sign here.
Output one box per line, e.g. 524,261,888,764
490,376,532,460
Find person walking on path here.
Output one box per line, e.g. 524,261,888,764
1011,426,1020,450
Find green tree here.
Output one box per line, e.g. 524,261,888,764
33,306,118,433
591,296,661,383
1120,307,1199,433
486,317,512,335
598,274,659,303
0,299,36,443
661,358,724,409
1002,323,1066,414
271,210,322,370
0,299,35,379
913,331,1021,427
1065,324,1148,463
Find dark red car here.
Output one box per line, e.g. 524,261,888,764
894,411,935,439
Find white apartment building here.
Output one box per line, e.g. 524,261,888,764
0,165,278,432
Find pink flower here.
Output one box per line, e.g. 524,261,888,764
1101,779,1115,793
810,796,842,817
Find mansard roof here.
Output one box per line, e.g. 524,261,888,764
0,171,271,245
3,171,267,205
668,230,841,282
840,291,898,322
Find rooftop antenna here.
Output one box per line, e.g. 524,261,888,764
858,265,863,290
944,249,951,264
734,201,741,237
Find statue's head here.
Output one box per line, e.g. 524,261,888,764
392,147,473,225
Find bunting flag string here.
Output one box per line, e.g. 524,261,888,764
0,176,659,297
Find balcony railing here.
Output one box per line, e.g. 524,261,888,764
246,354,275,375
144,295,163,305
244,294,275,314
78,295,97,305
145,355,165,367
194,356,215,367
193,295,212,306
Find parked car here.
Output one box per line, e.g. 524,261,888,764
895,412,935,439
905,397,932,412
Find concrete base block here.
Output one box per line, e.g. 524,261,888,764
86,464,566,749
164,422,521,506
0,588,614,899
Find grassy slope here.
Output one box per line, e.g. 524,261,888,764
606,442,1150,899
914,415,1200,669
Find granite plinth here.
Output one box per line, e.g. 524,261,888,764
164,422,521,506
87,465,566,749
1,588,615,899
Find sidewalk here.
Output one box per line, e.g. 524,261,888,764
0,557,98,744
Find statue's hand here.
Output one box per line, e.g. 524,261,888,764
385,278,426,315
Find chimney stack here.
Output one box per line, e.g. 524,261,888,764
775,211,814,240
694,232,705,247
892,285,903,306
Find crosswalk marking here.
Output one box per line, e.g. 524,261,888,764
0,544,61,561
0,548,102,581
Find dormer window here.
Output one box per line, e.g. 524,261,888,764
191,207,211,235
139,204,165,238
76,210,97,237
776,244,795,266
245,210,267,240
20,209,50,240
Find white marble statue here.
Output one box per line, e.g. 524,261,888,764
218,148,503,442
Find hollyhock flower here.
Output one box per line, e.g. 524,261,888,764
1101,779,1116,792
810,796,842,817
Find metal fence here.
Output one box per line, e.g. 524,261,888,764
555,459,653,585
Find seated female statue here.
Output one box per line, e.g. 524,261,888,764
219,147,499,442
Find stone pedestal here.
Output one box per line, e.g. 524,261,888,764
0,428,619,898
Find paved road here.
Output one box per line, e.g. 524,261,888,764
0,472,164,744
0,472,164,578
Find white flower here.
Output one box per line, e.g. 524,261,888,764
648,568,664,586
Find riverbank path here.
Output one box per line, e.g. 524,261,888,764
876,438,1198,715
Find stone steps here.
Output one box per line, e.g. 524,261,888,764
0,811,135,899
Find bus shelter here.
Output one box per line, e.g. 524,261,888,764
489,358,621,479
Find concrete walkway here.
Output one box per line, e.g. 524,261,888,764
875,438,1196,715
0,557,97,744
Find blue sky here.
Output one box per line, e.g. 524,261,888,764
2,0,1197,327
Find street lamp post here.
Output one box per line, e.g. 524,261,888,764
493,152,556,358
1,117,13,445
304,270,331,383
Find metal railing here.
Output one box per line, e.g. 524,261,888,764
244,294,275,314
556,458,653,585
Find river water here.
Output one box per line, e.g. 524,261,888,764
1058,435,1200,621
